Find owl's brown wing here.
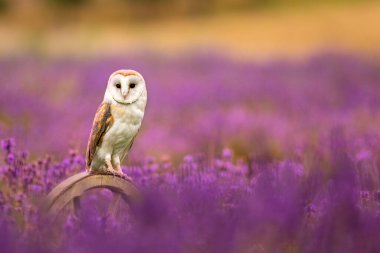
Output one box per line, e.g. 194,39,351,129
86,102,113,169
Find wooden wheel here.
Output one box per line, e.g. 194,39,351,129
44,172,140,220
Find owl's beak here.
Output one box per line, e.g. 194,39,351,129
122,89,128,98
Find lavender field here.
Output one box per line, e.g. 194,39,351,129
1,53,380,252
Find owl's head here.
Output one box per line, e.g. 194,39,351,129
104,69,147,105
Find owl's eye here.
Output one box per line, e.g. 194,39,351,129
129,83,136,89
115,83,121,89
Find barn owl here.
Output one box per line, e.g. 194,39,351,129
86,70,147,180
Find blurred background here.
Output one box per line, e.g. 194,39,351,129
3,2,380,251
0,0,379,59
1,0,380,163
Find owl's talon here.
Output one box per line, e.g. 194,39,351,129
120,173,133,182
104,168,117,176
114,171,133,181
100,168,132,181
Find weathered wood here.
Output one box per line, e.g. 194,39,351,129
45,172,140,219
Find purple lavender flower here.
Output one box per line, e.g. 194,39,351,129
6,153,15,164
1,138,15,153
222,148,233,161
0,53,380,252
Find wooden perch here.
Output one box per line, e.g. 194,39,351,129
44,172,140,219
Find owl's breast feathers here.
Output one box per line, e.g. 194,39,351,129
86,102,113,169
